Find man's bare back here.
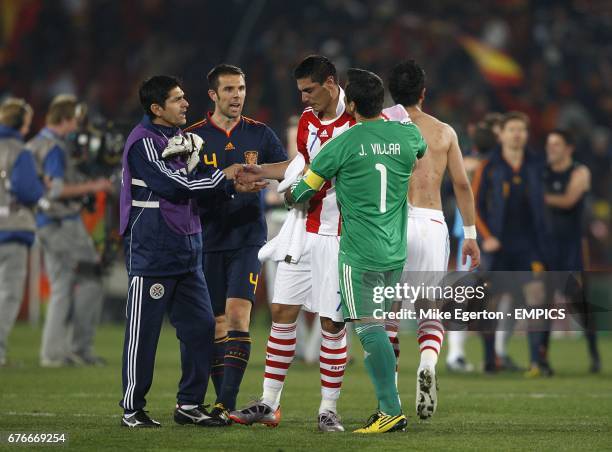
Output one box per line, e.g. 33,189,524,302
406,108,454,210
386,59,480,269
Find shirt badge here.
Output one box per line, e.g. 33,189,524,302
244,150,258,164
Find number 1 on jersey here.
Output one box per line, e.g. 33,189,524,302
375,163,387,213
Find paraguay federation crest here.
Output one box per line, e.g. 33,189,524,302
244,150,258,165
149,283,165,300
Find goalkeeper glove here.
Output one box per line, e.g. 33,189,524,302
161,133,205,173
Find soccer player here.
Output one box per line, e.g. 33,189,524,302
230,55,354,432
286,68,427,433
544,129,590,272
184,64,287,421
118,75,252,428
540,129,600,374
472,111,551,373
384,60,480,419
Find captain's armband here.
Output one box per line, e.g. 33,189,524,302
290,170,325,203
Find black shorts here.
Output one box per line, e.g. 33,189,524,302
549,238,583,271
203,246,262,317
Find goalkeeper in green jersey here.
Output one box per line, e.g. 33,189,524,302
286,68,427,433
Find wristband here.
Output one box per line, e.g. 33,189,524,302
463,225,477,240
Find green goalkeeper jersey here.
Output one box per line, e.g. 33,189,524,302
301,118,426,271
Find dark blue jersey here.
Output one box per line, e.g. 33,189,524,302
473,148,552,266
544,162,585,241
544,162,586,270
186,113,287,251
501,162,537,252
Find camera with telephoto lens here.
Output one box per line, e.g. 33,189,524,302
66,104,127,211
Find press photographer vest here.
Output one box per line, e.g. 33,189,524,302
0,137,36,232
27,131,83,219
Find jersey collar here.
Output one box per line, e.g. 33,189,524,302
141,114,180,138
318,87,348,126
207,111,242,138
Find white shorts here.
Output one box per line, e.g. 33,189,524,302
401,206,450,300
272,232,343,322
404,205,450,272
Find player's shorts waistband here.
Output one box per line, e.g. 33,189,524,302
408,204,445,221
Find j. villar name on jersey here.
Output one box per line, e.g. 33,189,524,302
359,143,401,156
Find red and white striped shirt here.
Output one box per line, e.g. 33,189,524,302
296,92,355,235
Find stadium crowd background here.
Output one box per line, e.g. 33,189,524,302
1,0,610,274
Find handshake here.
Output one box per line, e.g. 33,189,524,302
161,133,268,193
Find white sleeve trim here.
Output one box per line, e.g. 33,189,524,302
142,138,225,190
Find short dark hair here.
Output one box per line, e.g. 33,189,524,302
345,68,384,118
548,129,575,147
482,112,503,130
501,111,530,129
293,55,338,84
472,125,497,153
207,64,245,92
388,60,426,107
139,75,182,119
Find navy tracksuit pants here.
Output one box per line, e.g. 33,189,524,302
120,271,215,412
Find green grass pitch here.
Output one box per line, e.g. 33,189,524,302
1,319,611,451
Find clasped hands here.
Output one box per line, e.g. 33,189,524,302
224,163,268,193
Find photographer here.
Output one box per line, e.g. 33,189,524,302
0,98,43,367
28,94,113,367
